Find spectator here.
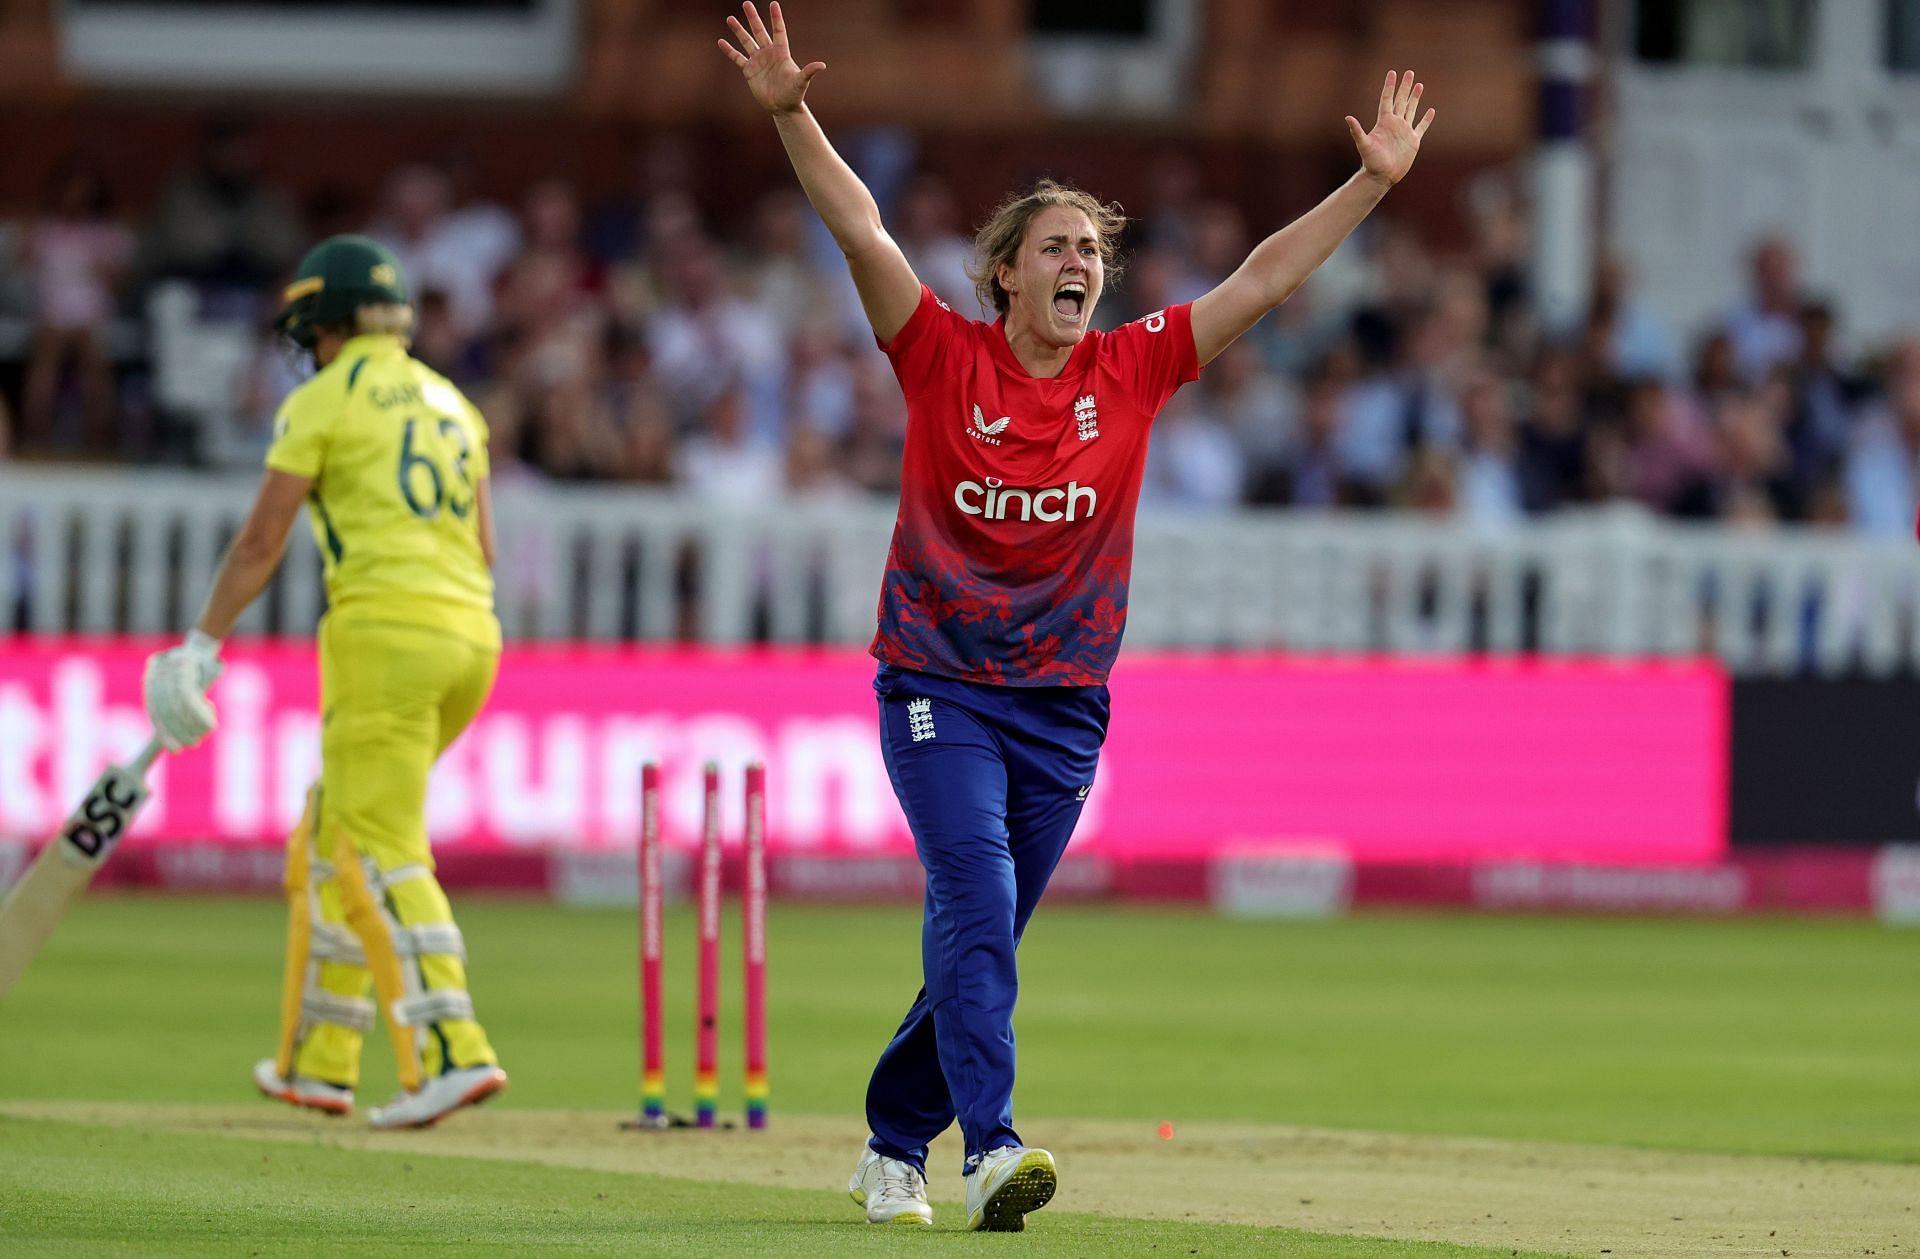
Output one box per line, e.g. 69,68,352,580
1195,340,1298,479
843,357,907,495
607,188,706,326
1618,376,1716,512
786,326,857,440
1402,446,1459,517
1455,372,1525,527
1783,301,1859,498
1803,473,1851,529
1674,391,1798,522
1844,339,1920,537
21,161,132,452
409,289,477,385
680,388,784,503
601,320,668,435
1136,151,1203,256
527,371,625,481
1724,235,1804,382
608,335,679,486
1251,354,1373,509
1335,335,1413,494
1682,327,1743,427
1462,169,1531,348
492,181,611,418
1143,389,1246,513
1430,268,1491,373
135,117,302,309
437,148,522,302
368,163,520,341
786,423,858,503
740,188,840,338
1516,347,1591,512
233,309,308,456
895,174,977,315
587,131,697,267
1589,255,1680,380
1353,311,1467,476
1117,245,1183,324
1168,201,1250,305
622,405,680,486
525,180,604,298
1357,219,1438,337
648,233,785,440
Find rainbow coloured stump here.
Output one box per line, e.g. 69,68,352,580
695,762,722,1129
744,762,769,1129
629,762,668,1130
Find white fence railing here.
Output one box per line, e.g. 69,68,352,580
3,467,1917,675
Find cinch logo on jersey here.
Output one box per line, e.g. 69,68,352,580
953,477,1097,522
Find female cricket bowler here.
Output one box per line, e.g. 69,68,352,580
142,235,509,1129
721,1,1434,1231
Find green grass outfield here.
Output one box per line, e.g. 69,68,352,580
3,896,1918,1256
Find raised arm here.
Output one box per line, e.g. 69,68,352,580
719,2,921,343
1191,71,1435,367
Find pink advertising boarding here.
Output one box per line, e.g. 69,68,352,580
0,640,1727,864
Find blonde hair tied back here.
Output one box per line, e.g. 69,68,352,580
352,302,416,340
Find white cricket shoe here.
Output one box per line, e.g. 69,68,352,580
848,1147,933,1227
367,1064,507,1130
252,1058,353,1116
965,1145,1057,1232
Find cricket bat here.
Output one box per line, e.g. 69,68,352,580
0,736,164,1003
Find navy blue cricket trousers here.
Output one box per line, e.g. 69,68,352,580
865,664,1109,1175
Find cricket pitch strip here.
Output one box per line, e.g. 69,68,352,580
4,1100,1915,1257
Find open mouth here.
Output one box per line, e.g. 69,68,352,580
1052,282,1086,323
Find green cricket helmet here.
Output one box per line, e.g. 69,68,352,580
273,234,409,351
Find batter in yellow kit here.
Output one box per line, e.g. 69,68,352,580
141,234,509,1128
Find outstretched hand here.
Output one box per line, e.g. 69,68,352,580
1346,71,1435,188
718,1,826,116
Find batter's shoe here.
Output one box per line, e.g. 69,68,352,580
367,1064,507,1130
848,1147,934,1226
965,1145,1057,1232
252,1059,353,1116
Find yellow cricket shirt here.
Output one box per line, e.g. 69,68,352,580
266,334,500,649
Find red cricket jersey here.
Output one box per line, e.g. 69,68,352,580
871,285,1201,685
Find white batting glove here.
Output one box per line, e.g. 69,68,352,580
143,630,225,751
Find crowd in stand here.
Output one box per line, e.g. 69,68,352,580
4,121,1919,539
